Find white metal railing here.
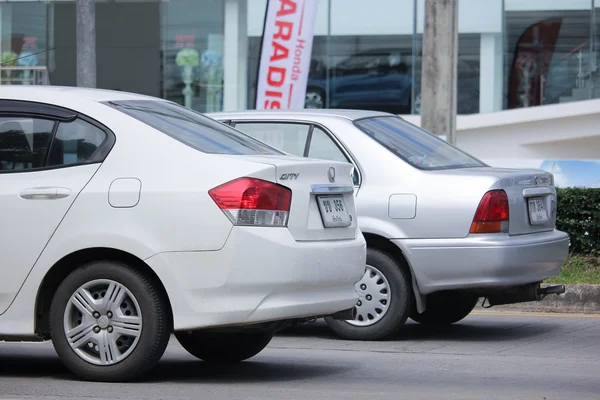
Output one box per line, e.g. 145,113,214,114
0,66,50,85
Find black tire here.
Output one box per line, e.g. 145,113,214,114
50,260,171,382
175,331,273,362
324,248,413,341
410,291,479,326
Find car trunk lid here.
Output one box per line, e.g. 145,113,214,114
222,154,359,241
448,167,558,236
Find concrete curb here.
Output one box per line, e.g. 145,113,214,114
480,284,600,314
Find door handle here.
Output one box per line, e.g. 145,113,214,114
20,187,72,200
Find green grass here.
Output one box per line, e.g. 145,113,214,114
546,254,600,285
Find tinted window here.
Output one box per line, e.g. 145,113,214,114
0,117,54,171
307,127,350,163
47,119,108,167
354,116,486,170
107,100,283,155
233,122,310,156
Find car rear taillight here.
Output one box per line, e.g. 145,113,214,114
208,177,292,227
470,190,509,234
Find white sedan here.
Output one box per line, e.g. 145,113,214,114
0,86,366,381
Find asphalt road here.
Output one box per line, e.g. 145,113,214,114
1,311,599,400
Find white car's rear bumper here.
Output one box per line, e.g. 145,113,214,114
395,229,570,295
146,226,366,331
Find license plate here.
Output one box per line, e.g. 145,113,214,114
528,197,549,225
317,196,352,228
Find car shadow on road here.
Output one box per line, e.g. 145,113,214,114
144,358,351,383
277,317,560,342
0,346,351,383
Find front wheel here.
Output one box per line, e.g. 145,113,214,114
324,248,413,341
410,291,479,326
175,331,273,363
50,261,171,382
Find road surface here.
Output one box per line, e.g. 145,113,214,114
1,312,599,400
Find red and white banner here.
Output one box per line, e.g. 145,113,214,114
255,0,318,110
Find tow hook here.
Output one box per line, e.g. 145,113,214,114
483,283,566,308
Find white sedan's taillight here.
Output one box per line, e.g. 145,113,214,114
209,177,292,227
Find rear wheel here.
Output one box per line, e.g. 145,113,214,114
175,331,273,362
50,260,171,382
325,248,413,341
410,291,479,326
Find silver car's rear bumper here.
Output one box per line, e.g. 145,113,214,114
394,230,570,295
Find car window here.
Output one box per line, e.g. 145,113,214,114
106,100,283,155
307,127,349,163
0,117,54,171
47,118,108,167
354,116,486,170
307,127,360,185
233,122,309,156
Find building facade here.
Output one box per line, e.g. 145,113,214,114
1,0,599,117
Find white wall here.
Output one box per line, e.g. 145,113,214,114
401,98,600,161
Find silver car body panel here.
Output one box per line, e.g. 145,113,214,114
207,110,570,311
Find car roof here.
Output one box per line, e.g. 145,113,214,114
0,85,161,104
206,109,395,121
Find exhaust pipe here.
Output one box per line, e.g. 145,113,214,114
330,307,357,321
538,284,566,296
485,283,566,307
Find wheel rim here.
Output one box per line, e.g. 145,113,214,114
305,91,324,108
63,279,143,366
346,265,391,327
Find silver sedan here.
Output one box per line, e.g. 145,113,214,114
207,109,570,341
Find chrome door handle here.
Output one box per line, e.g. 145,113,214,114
20,187,72,200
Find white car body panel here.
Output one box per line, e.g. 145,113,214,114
0,164,100,314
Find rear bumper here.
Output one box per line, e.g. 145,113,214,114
394,229,570,295
146,226,366,331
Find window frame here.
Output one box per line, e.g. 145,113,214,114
0,100,116,175
229,119,363,186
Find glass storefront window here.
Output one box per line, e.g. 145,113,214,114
0,2,49,85
2,0,600,116
504,1,593,108
163,0,225,112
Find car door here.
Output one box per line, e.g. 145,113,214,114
0,102,114,315
231,120,361,189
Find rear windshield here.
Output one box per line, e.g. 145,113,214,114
353,116,486,170
106,100,283,155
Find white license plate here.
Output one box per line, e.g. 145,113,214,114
528,197,549,225
317,195,352,228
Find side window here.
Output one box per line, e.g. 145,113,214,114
0,117,54,171
307,127,349,163
47,118,107,167
308,127,360,186
233,122,310,157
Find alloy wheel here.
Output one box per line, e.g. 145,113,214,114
63,279,142,366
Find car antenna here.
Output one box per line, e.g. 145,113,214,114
0,48,56,67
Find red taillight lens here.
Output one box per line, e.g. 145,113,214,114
470,190,509,234
208,177,292,227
